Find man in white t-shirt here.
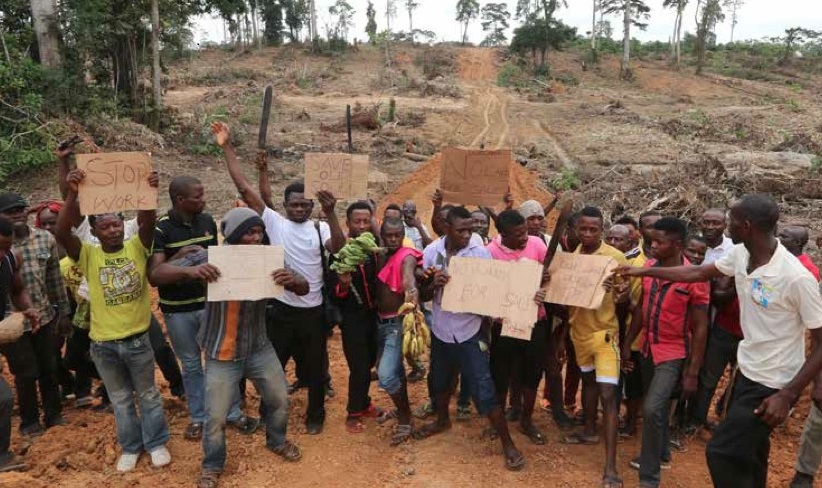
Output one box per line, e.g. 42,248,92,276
213,122,346,435
700,208,734,265
619,194,822,488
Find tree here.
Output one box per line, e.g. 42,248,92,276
480,3,510,47
260,0,284,44
590,0,599,55
694,0,724,75
455,0,479,45
727,0,742,42
602,0,650,80
365,0,377,43
282,0,307,41
328,0,354,41
510,17,575,71
150,0,161,122
777,27,821,63
30,0,61,68
663,0,688,68
405,0,419,43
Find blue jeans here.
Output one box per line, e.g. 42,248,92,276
90,331,169,454
202,345,289,473
377,317,405,395
639,357,684,487
164,311,242,424
430,332,496,416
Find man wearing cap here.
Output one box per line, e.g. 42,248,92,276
0,193,70,435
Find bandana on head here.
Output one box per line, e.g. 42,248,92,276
518,200,544,219
30,200,64,228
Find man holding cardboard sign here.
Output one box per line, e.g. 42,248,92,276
417,206,524,471
75,152,158,216
439,147,511,207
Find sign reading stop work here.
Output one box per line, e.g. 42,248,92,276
76,152,158,215
304,153,369,199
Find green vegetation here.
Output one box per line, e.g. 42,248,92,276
551,168,581,191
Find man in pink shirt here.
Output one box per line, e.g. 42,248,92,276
487,210,551,446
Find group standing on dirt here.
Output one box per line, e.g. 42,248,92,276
1,122,822,488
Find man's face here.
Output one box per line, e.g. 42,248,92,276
381,224,405,251
726,205,748,244
402,202,417,226
640,215,661,243
384,209,402,221
684,239,707,265
37,209,59,235
650,231,679,260
472,212,489,238
177,183,206,215
700,211,726,243
91,214,125,249
624,224,640,248
283,192,313,223
501,223,528,251
525,215,545,237
447,217,473,249
239,225,265,245
1,206,28,230
777,227,805,256
347,209,372,238
605,226,631,253
575,216,603,249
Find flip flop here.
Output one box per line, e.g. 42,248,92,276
376,408,397,425
361,404,385,419
518,424,547,445
602,474,623,488
561,432,600,445
505,450,526,471
391,424,413,446
346,417,365,434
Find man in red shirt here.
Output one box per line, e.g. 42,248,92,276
622,218,710,488
779,226,820,281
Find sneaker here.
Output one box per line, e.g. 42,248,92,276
669,435,688,453
0,454,29,473
149,446,171,467
76,395,94,408
629,456,671,471
116,453,140,472
456,405,471,421
229,415,260,435
413,402,434,420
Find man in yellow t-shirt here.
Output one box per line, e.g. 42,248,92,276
562,207,629,488
54,168,171,473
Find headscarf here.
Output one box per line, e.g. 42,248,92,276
220,207,269,245
518,200,544,219
30,200,64,228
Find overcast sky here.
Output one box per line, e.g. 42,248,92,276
194,0,822,46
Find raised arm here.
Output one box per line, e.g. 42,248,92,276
617,262,724,283
56,170,85,262
316,191,346,254
137,171,159,250
431,189,446,237
255,151,275,210
212,122,266,215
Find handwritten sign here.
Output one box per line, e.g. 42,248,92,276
207,246,285,302
440,147,511,206
304,153,369,199
442,257,543,339
543,252,619,309
75,152,157,215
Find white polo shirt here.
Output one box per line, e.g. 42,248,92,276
714,243,822,389
704,235,734,265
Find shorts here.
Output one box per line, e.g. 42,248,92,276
622,351,644,400
572,330,620,385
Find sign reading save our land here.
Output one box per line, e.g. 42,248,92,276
304,153,369,199
75,152,158,215
440,147,511,207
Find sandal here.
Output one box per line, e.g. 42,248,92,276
413,420,451,440
268,440,302,462
346,416,365,434
602,474,623,488
519,423,546,445
391,424,413,446
361,404,385,419
482,426,499,440
505,449,526,471
376,408,397,425
197,471,220,488
561,432,600,445
184,422,204,441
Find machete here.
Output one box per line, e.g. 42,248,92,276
258,85,273,150
543,199,574,268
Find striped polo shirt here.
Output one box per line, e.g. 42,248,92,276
639,257,710,365
153,210,218,313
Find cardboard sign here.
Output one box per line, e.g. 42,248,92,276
441,257,543,339
207,246,285,302
304,153,369,199
440,147,511,206
75,152,158,215
543,252,619,309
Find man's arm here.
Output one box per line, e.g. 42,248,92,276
136,171,159,250
430,189,445,237
415,220,433,248
317,191,346,254
272,269,309,296
711,276,736,306
212,122,266,215
256,151,275,210
402,255,419,305
56,147,85,228
45,238,71,319
56,171,85,262
621,299,644,364
10,250,38,330
618,262,724,283
683,303,709,396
